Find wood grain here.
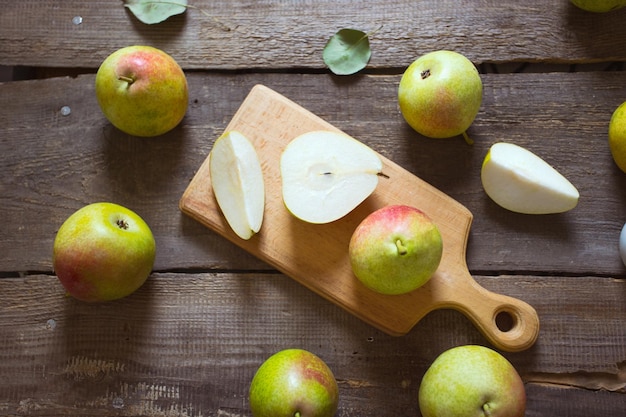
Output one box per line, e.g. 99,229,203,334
2,1,626,69
0,273,624,416
1,72,625,276
2,64,626,415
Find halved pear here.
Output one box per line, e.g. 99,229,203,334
481,142,579,214
280,130,383,223
209,131,265,239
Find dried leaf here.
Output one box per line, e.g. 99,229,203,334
123,0,188,25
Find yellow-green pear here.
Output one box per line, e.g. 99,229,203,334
570,0,626,12
609,101,626,173
95,45,188,137
249,349,339,417
398,50,483,139
419,345,526,417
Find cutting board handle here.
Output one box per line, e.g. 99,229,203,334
442,270,540,352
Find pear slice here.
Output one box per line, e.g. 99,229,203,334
209,131,265,239
481,142,579,214
280,130,383,223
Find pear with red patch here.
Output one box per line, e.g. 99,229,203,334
95,45,188,137
349,204,443,295
53,202,156,302
249,349,339,417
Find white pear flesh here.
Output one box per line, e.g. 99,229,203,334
209,131,265,239
481,142,579,214
280,130,383,224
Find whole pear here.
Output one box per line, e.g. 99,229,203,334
570,0,626,12
349,205,443,295
249,349,339,417
609,101,626,173
53,202,156,302
398,50,482,139
419,345,526,417
95,45,188,137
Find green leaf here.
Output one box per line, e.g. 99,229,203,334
123,0,188,25
323,28,372,75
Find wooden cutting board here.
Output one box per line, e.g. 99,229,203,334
179,84,540,352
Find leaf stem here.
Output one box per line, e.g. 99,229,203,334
365,24,384,39
348,24,384,51
128,0,232,31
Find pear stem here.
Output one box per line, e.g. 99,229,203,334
462,131,474,145
395,239,408,255
118,75,135,86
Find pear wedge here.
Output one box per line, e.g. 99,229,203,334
481,142,579,214
280,130,383,224
209,131,265,239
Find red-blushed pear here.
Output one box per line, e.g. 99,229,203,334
53,202,156,302
398,50,482,140
419,345,526,417
95,45,188,137
570,0,626,12
249,349,339,417
349,204,443,295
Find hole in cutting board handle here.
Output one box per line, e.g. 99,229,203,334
487,302,539,352
495,309,516,332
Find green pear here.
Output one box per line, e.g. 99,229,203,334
95,45,188,137
398,50,483,139
419,345,526,417
609,101,626,173
53,203,156,302
570,0,626,12
349,204,443,295
249,349,339,417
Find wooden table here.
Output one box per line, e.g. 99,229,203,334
2,1,626,415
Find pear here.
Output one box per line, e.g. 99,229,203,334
419,345,526,417
53,203,156,302
249,349,339,417
280,130,383,223
349,205,443,295
398,50,483,139
570,0,626,12
209,131,265,239
95,45,188,137
609,101,626,173
620,223,626,268
481,142,579,214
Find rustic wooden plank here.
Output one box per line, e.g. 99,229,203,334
2,1,626,70
1,72,626,277
0,273,624,415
